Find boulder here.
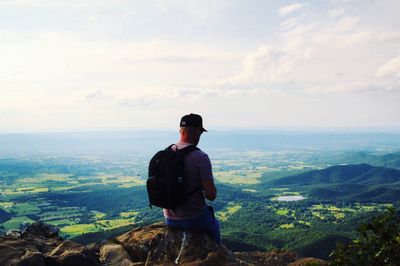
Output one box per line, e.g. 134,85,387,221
100,222,239,266
234,250,299,266
22,221,60,239
0,221,328,266
45,240,99,266
100,243,132,266
0,222,98,266
0,232,59,266
287,257,328,266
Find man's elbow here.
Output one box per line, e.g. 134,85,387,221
205,189,217,201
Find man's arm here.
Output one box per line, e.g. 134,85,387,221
202,179,217,201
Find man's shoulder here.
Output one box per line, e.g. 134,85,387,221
186,149,210,164
190,148,208,157
175,143,207,155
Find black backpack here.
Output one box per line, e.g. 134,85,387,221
147,144,200,209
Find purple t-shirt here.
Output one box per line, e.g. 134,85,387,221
163,142,214,219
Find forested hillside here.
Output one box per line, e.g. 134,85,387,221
1,132,400,260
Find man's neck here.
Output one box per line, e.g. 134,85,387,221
179,140,193,145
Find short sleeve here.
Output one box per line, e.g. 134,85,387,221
196,152,214,181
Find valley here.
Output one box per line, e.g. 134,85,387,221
1,131,400,259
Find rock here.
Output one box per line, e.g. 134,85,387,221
47,240,87,256
45,240,99,266
100,222,239,266
0,221,327,266
19,250,45,266
234,250,300,266
47,252,97,266
6,229,22,238
287,257,328,266
22,222,60,239
0,222,98,266
20,222,63,254
100,243,132,266
0,236,45,266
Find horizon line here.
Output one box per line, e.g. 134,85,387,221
1,126,400,135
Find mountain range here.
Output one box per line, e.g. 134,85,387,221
270,163,400,202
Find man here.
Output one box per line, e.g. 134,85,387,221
163,113,220,244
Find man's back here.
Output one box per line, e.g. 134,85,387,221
163,142,213,219
162,113,220,244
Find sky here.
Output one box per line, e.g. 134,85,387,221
0,0,399,132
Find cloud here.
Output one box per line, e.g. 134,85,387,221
377,54,400,78
210,2,400,96
115,85,280,108
84,90,114,102
0,0,92,8
119,96,157,108
304,82,385,94
280,16,305,30
154,0,169,13
183,0,228,24
121,54,237,65
278,3,305,17
1,0,400,130
117,87,216,108
334,16,360,32
328,8,345,17
211,46,295,88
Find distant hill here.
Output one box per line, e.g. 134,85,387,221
372,152,400,169
0,209,12,224
270,164,400,202
332,151,400,170
271,164,400,186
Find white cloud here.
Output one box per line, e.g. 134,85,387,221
182,0,228,24
328,8,345,17
154,0,169,13
377,55,400,78
0,0,92,8
85,90,114,102
211,3,400,96
280,16,305,30
1,0,400,130
334,16,360,32
279,3,305,17
211,46,295,88
304,82,382,94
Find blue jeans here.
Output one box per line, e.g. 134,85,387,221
165,207,221,244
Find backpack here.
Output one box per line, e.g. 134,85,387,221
147,144,200,209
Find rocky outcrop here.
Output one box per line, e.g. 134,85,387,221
287,257,328,266
100,222,238,265
0,222,99,266
0,222,327,266
234,250,300,266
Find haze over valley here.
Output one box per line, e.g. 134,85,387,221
1,131,400,259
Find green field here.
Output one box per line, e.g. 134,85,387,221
2,216,36,231
214,170,262,184
1,146,399,261
216,202,242,221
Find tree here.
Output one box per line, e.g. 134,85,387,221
330,208,400,265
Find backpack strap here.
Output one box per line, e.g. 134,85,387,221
166,144,177,151
166,144,200,154
177,145,200,154
166,144,202,198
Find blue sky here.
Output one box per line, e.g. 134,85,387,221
0,0,399,132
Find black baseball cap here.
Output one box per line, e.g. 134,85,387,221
180,113,207,132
